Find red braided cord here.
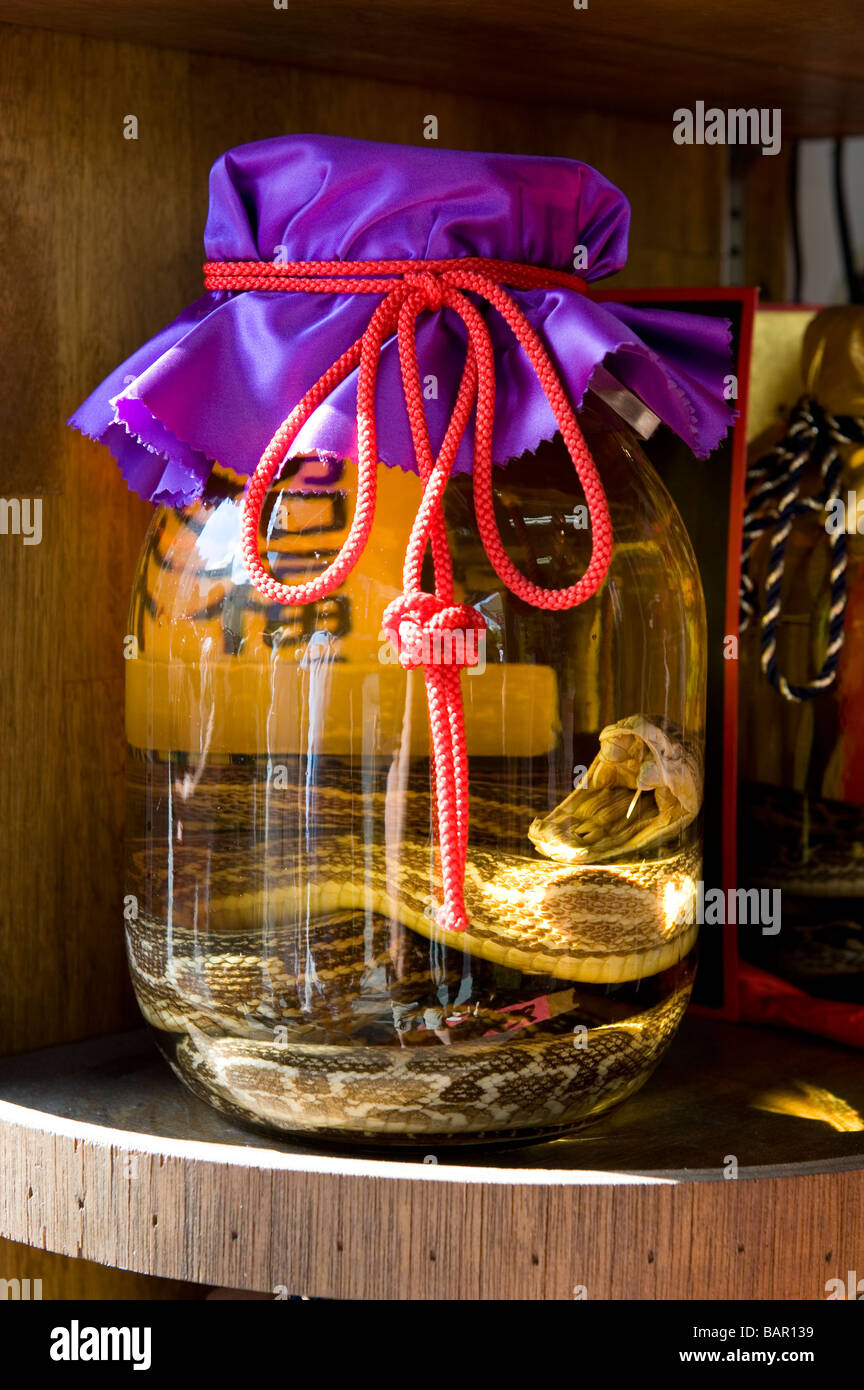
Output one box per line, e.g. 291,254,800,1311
449,271,612,607
204,257,588,295
213,257,613,935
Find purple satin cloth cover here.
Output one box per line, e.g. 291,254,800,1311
69,134,735,506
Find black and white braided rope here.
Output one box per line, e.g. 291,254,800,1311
739,398,864,703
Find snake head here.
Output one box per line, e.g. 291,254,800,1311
528,715,703,865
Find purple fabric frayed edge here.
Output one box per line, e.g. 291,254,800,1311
68,299,735,507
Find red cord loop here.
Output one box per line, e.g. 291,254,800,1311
207,256,613,936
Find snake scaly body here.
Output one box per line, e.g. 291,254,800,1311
127,717,702,1140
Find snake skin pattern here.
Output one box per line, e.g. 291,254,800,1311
127,765,700,1141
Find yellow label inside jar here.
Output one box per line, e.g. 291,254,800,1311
126,457,562,757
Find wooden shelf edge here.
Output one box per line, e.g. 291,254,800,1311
0,1096,679,1186
2,1091,862,1298
0,1026,863,1296
2,1089,864,1187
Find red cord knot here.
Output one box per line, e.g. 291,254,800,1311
403,270,445,311
383,591,487,671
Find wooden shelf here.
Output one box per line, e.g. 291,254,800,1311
0,0,862,136
1,1016,863,1298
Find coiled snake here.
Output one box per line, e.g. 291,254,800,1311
127,716,702,1140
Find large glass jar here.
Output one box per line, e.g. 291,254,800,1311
125,391,706,1146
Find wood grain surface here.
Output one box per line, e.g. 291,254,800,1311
0,1,860,135
0,21,728,1063
1,1017,863,1299
739,147,792,303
